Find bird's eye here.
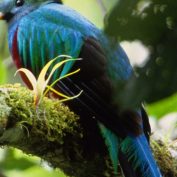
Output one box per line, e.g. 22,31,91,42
15,0,24,7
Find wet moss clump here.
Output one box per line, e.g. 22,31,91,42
0,84,80,144
151,140,177,177
0,84,111,177
0,84,85,175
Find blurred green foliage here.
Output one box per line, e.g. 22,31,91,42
0,60,6,84
63,0,104,28
105,0,177,117
0,21,8,84
147,93,177,119
0,148,66,177
0,21,8,59
63,0,116,28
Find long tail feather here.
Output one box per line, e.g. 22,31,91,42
118,150,136,177
99,123,137,177
120,134,162,177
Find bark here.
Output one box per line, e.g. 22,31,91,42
0,84,176,177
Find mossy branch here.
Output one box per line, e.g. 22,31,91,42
0,84,112,177
0,84,176,177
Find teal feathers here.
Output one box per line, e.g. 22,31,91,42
99,123,119,174
17,12,84,78
120,135,162,177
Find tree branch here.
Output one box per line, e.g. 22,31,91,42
0,84,176,177
0,84,115,177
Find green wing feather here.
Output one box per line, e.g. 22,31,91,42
99,123,119,174
17,12,84,79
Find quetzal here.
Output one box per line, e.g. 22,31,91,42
0,0,162,176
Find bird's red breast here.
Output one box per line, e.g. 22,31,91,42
12,28,33,89
12,28,21,69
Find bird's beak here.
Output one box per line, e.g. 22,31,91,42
0,12,5,20
0,0,11,21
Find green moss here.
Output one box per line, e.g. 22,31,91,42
151,140,177,177
0,84,83,173
1,84,176,177
0,84,110,177
0,84,80,143
0,92,11,131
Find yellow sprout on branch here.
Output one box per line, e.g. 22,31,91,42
15,55,83,106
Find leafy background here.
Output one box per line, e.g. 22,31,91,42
0,0,176,176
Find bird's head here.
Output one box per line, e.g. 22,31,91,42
0,0,62,22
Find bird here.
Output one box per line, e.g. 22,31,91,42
0,0,162,176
